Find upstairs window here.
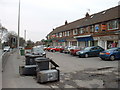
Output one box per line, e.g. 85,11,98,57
85,27,89,33
101,23,107,31
95,24,100,32
73,29,78,35
108,20,119,30
90,25,94,32
67,31,70,36
59,32,62,37
79,28,85,34
56,33,59,37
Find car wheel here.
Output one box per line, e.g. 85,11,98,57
53,50,55,52
85,53,88,58
110,55,115,61
101,58,105,60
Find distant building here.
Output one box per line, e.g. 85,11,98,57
46,5,120,49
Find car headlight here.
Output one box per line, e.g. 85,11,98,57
42,52,46,55
80,52,84,54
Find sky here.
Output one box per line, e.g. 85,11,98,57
0,0,120,42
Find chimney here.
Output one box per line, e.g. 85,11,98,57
65,20,68,25
85,12,90,18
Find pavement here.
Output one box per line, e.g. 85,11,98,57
2,51,120,89
0,49,2,89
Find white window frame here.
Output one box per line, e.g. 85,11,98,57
95,24,99,32
59,32,62,37
79,28,84,34
107,20,119,30
73,29,78,35
67,31,70,36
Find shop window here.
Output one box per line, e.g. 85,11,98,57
73,29,78,35
95,24,99,32
107,20,119,30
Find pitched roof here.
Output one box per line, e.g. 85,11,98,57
47,5,120,36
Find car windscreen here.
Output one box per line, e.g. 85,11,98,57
106,48,117,52
84,47,92,51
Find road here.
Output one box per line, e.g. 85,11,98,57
2,51,119,89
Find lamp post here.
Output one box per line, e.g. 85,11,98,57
17,0,21,50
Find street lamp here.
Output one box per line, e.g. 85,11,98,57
17,0,21,50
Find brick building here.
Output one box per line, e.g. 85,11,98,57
46,5,120,49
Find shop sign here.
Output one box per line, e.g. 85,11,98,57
93,35,118,40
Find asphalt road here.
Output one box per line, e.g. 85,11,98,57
2,51,119,89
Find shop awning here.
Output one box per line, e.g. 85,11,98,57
76,36,93,42
58,39,66,42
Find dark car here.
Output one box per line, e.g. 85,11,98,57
99,47,120,61
76,46,104,58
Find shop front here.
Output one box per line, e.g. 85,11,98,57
66,38,78,46
75,35,94,48
93,35,119,50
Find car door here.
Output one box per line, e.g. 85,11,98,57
115,48,120,59
89,47,98,56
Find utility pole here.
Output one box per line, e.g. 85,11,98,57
24,30,26,47
24,30,26,42
17,0,21,49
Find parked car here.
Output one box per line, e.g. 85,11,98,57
3,46,10,52
31,46,46,57
99,47,120,61
63,46,72,54
50,46,60,52
45,46,54,51
76,46,104,58
70,46,81,56
50,46,65,52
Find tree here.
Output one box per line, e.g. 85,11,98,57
25,40,34,48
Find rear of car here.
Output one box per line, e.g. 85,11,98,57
70,47,81,56
63,46,71,54
32,46,46,57
3,46,10,52
99,47,120,60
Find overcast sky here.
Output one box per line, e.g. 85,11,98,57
0,0,119,42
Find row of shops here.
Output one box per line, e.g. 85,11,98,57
46,5,120,50
51,34,119,50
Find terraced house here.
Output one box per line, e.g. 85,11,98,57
46,5,120,49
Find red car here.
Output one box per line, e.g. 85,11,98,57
70,46,81,56
50,46,64,52
46,46,54,51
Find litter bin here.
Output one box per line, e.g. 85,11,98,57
25,54,43,65
35,57,50,71
20,49,25,56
